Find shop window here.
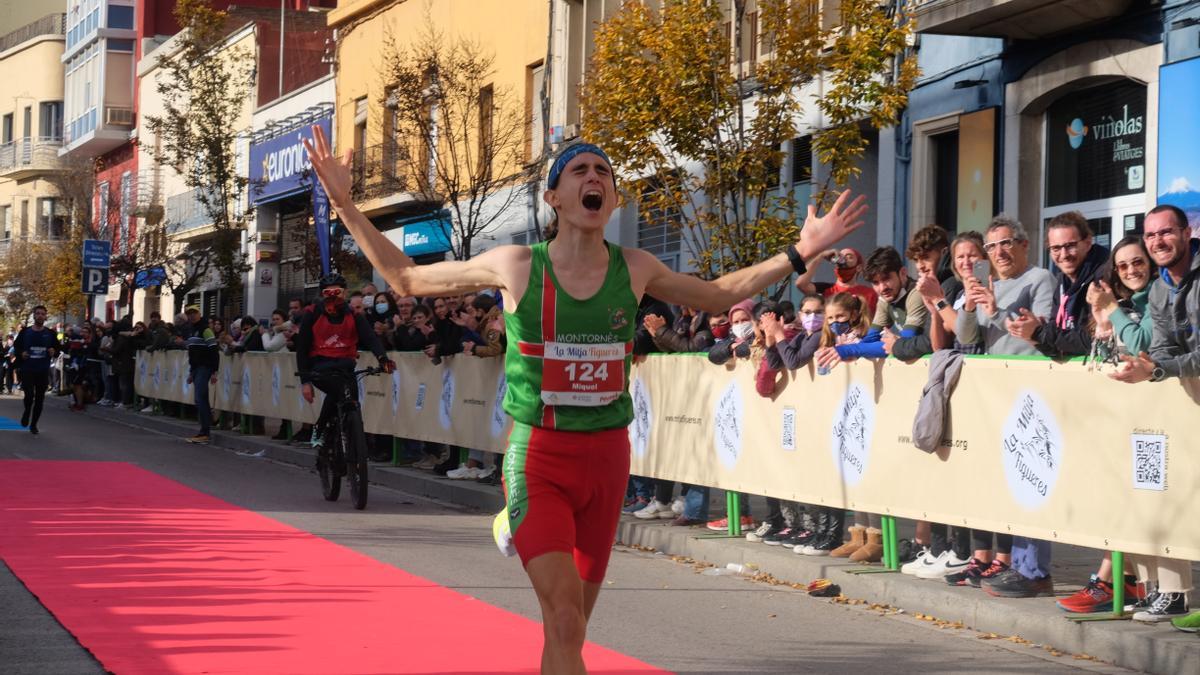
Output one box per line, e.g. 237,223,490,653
1044,82,1146,208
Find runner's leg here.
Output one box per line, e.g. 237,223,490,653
525,552,588,675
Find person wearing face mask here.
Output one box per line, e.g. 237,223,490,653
707,299,756,364
14,305,61,435
795,246,879,317
294,273,395,455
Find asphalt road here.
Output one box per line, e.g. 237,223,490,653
0,393,1136,674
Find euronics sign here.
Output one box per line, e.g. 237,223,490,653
248,114,332,205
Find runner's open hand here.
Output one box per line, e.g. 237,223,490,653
302,126,353,210
796,191,869,261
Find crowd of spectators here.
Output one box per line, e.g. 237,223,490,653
618,206,1199,631
4,204,1197,632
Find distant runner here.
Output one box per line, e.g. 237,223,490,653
14,305,60,435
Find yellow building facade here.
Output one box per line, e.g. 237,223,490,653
0,14,68,253
328,0,548,229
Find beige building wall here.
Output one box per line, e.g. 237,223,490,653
134,25,259,320
329,0,548,212
0,30,67,248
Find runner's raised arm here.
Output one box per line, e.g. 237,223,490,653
302,126,524,299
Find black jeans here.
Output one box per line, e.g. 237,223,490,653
310,359,357,443
21,370,49,427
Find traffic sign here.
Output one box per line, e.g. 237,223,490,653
82,239,111,268
82,267,109,295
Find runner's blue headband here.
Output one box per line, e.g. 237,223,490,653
546,143,614,189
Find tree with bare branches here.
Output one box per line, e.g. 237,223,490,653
379,20,535,260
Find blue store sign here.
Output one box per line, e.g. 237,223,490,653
249,113,332,205
400,212,453,257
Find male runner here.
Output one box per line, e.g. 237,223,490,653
304,128,866,673
14,305,60,435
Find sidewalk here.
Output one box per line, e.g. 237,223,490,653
74,400,1199,675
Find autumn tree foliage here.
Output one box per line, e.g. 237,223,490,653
582,0,917,279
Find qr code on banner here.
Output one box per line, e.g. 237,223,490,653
781,407,796,451
1130,433,1167,491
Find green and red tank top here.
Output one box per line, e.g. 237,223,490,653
503,240,638,431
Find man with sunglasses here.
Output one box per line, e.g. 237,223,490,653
295,273,395,452
1007,211,1109,357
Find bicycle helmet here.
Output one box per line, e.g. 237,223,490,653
318,272,347,290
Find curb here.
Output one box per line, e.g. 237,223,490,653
79,402,1197,675
614,520,1198,675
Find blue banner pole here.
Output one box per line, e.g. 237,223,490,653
313,182,331,276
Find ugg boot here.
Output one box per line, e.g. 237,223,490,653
849,527,884,563
831,525,866,558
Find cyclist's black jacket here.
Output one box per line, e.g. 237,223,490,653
294,306,387,385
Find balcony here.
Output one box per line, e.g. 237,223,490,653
165,187,216,238
911,0,1134,39
351,140,419,216
0,137,64,178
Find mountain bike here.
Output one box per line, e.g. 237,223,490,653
296,366,382,510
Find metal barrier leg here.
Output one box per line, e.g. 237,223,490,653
391,436,400,466
1112,551,1125,618
727,491,742,537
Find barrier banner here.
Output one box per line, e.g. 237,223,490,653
136,351,1200,561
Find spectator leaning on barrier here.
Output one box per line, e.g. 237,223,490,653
645,303,714,354
263,310,291,353
1109,204,1200,629
631,294,684,521
919,231,989,354
1053,241,1156,614
1008,211,1110,358
956,216,1058,598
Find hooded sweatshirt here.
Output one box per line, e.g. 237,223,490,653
1031,243,1110,358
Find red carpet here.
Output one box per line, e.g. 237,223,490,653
0,461,665,674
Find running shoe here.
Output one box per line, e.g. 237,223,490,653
706,516,755,532
1133,592,1188,622
915,550,971,580
745,521,778,543
901,547,936,576
1057,575,1115,614
944,557,988,587
1171,611,1200,633
492,510,517,557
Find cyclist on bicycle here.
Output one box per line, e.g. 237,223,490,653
295,273,395,451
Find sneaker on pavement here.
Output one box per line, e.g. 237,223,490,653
622,497,650,514
799,532,840,556
764,528,800,546
981,569,1054,598
782,529,816,549
669,515,705,527
966,558,1010,588
1057,575,1116,614
1171,610,1200,633
140,405,154,413
745,521,778,543
916,550,971,580
1132,592,1188,622
706,516,755,532
186,434,210,444
113,403,125,410
944,558,989,587
492,510,517,557
901,547,936,576
411,455,440,470
634,499,675,520
444,464,473,479
1128,586,1159,612
670,497,685,515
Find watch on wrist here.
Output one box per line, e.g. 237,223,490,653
1150,364,1166,382
934,298,949,311
785,245,807,276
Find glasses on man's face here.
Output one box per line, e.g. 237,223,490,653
983,238,1018,253
321,288,344,298
1116,258,1148,272
1047,240,1082,255
1144,227,1182,242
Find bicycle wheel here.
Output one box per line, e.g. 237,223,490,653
317,429,341,502
344,409,369,510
